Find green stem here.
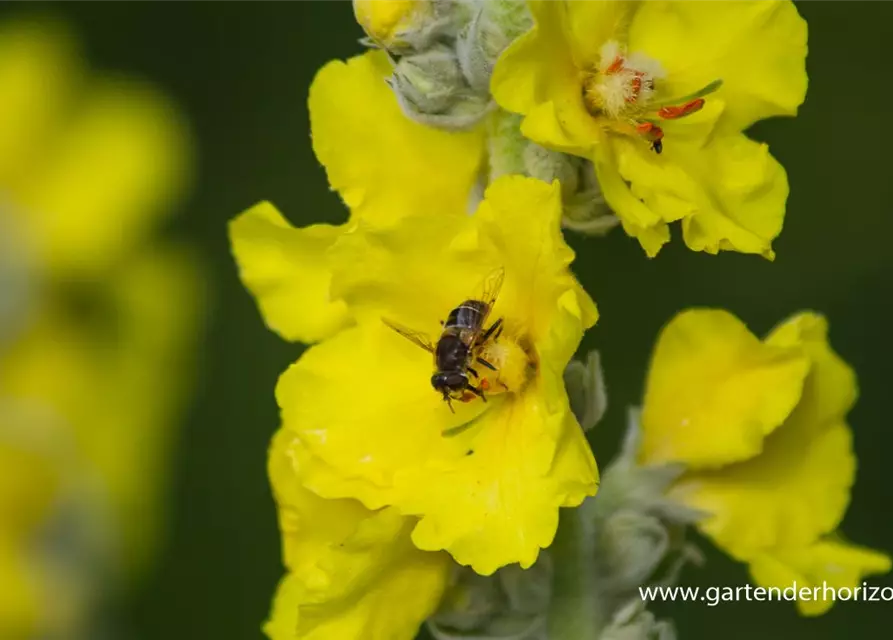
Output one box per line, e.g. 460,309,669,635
487,110,526,182
548,499,608,640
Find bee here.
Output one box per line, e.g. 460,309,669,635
383,268,505,411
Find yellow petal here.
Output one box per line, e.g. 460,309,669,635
264,573,302,640
473,176,598,348
673,420,855,559
592,144,667,257
331,176,596,348
628,0,808,132
564,0,637,67
310,50,484,225
640,309,810,468
398,370,597,574
277,322,485,509
749,539,891,616
229,202,350,343
491,1,601,157
612,133,790,258
767,312,858,430
269,429,384,577
677,135,789,257
277,321,596,574
0,19,80,190
265,430,450,640
18,80,191,275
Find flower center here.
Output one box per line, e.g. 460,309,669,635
581,40,721,154
475,329,536,397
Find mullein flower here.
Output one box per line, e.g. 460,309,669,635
231,49,485,344
0,18,201,635
638,309,890,615
232,175,598,576
491,1,808,257
264,429,450,640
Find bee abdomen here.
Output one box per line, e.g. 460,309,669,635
444,300,488,331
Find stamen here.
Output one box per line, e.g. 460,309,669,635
648,79,723,111
581,43,721,154
658,98,705,120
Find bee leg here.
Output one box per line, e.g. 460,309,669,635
476,357,497,371
466,384,487,402
445,395,455,413
477,318,504,345
467,366,479,378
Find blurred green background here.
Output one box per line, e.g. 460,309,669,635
7,1,890,638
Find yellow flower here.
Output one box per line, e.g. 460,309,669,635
639,309,890,615
491,1,807,257
264,429,450,640
233,175,598,575
230,49,485,344
353,0,430,49
0,18,202,634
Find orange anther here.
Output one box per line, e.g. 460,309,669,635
626,75,642,103
658,98,705,120
605,56,625,74
636,122,664,142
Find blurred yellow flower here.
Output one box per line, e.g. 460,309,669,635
353,0,429,49
233,176,598,575
491,1,807,257
0,17,201,635
639,309,890,615
231,49,485,344
264,429,450,640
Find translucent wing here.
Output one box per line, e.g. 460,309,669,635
477,267,505,311
382,318,435,353
470,267,504,337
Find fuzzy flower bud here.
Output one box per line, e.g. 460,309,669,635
389,45,493,129
353,0,429,49
391,46,464,113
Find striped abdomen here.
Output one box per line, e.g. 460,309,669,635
444,299,488,333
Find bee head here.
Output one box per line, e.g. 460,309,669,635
431,372,467,396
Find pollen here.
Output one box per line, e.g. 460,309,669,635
476,333,535,395
580,41,722,154
582,40,664,120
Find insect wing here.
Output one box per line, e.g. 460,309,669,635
470,267,504,339
382,318,435,353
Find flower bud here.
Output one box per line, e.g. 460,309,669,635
523,143,580,198
389,46,493,130
391,46,464,113
428,560,551,640
353,0,429,49
564,350,608,432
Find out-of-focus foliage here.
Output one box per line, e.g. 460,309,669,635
0,16,202,638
